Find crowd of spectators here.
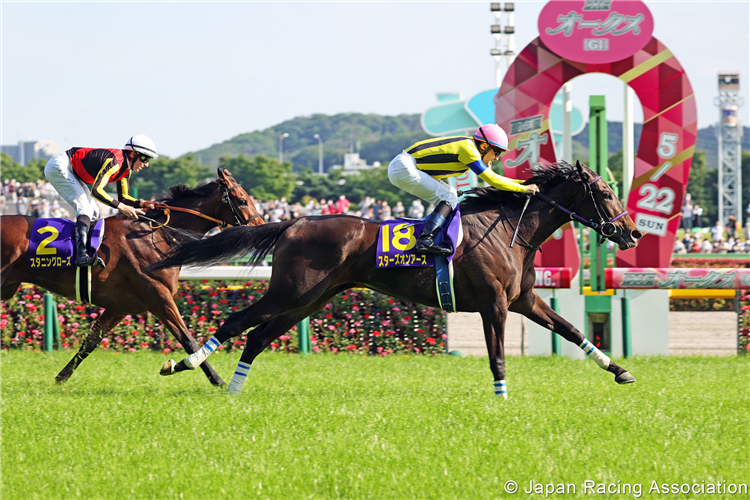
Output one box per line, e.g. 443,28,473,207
253,195,429,222
674,193,750,254
5,182,750,255
0,179,74,219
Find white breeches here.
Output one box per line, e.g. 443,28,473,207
44,152,100,220
387,151,458,210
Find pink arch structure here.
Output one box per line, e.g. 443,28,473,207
495,36,697,270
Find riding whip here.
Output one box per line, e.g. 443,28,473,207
510,195,531,248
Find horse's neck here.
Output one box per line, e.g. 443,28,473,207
522,187,585,249
164,198,222,234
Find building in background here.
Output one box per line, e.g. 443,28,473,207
332,152,381,175
1,140,62,165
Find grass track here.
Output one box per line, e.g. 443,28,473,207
1,352,748,499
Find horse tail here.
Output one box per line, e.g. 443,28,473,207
152,219,298,270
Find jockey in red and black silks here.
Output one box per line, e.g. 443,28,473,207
44,134,158,267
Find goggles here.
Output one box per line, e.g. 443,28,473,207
477,127,508,158
138,154,153,163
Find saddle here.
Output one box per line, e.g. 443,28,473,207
29,218,105,269
376,207,463,312
29,218,105,304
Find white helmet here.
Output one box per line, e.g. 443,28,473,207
124,134,158,159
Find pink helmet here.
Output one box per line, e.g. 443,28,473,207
473,124,509,151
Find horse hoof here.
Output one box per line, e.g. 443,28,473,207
615,371,636,384
160,359,177,376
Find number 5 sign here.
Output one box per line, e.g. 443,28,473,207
496,0,696,269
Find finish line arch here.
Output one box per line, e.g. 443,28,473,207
496,35,696,269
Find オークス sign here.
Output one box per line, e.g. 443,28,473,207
497,0,695,270
539,0,654,64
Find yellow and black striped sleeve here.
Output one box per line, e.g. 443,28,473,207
116,171,141,208
90,159,122,209
478,169,529,193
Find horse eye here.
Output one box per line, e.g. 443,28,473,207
238,199,248,206
603,192,613,200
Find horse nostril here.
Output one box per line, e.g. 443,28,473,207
631,229,643,240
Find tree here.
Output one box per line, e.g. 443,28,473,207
219,154,295,201
292,168,344,201
335,166,418,207
1,154,44,183
685,150,717,225
131,154,212,199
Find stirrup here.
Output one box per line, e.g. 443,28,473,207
415,237,452,256
75,254,97,267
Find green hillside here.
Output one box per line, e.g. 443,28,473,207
189,112,744,172
190,113,431,172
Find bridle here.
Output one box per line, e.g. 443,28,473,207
220,183,261,227
537,175,628,246
147,181,261,230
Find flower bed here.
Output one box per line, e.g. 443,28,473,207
740,293,750,355
0,280,446,356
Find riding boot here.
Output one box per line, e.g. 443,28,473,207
74,220,97,267
415,202,453,256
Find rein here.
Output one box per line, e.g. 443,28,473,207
488,175,628,251
537,176,628,246
145,183,261,231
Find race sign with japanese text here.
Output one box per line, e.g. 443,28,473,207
539,0,654,64
605,268,750,290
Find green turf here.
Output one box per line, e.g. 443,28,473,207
1,352,748,499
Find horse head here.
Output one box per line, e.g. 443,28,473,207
215,168,264,227
534,160,641,251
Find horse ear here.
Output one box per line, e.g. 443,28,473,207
575,159,583,171
217,168,232,181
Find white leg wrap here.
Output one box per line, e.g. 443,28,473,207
580,339,611,369
185,337,221,369
493,380,508,399
227,361,252,395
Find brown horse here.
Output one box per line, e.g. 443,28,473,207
1,168,262,386
155,161,642,396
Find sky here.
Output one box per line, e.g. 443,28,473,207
2,1,749,158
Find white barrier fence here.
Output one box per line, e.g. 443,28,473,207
179,266,272,280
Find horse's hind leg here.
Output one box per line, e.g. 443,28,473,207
1,283,20,301
226,287,350,395
510,290,635,384
56,310,124,383
164,279,337,376
151,292,225,386
161,293,283,376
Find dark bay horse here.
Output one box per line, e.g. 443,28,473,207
155,161,642,396
1,168,262,386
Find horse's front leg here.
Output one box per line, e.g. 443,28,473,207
480,297,509,399
509,290,635,384
56,310,124,383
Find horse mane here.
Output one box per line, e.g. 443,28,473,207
155,181,219,205
459,160,585,211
